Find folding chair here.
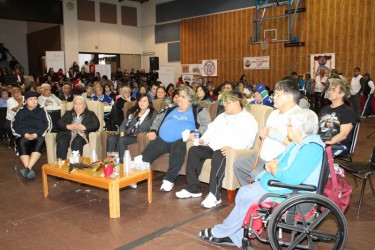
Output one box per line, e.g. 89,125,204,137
335,122,360,162
338,145,375,215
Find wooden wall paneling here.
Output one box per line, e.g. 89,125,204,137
180,0,375,89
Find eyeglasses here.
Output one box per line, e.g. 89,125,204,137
272,92,283,99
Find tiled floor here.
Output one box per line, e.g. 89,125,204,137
0,117,374,249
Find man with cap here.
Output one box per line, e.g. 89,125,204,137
38,83,62,131
250,83,273,107
11,91,52,179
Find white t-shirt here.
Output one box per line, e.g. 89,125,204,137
6,97,24,120
350,75,362,95
38,94,61,110
201,109,258,151
260,105,301,162
314,75,328,93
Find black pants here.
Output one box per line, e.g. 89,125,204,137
314,92,323,113
142,137,186,183
106,134,137,162
16,136,45,155
56,134,87,160
185,146,226,200
5,120,15,146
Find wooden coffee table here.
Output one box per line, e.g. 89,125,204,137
42,159,152,219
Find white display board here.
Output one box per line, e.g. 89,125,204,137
158,66,175,86
243,56,270,70
95,64,111,78
46,51,65,73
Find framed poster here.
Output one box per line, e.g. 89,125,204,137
189,64,202,74
310,53,336,78
201,60,218,77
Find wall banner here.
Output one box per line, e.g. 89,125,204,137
243,56,270,70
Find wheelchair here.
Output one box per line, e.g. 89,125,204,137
241,148,348,250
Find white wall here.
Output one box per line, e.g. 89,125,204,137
140,0,181,82
0,19,29,75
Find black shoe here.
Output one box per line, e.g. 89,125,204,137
197,228,236,247
20,168,30,178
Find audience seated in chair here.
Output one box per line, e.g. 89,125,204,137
234,79,301,187
38,83,62,131
106,93,157,162
197,109,324,247
113,86,132,129
176,91,258,208
11,91,52,179
155,86,172,105
249,83,273,107
140,87,211,192
92,85,112,105
58,83,72,102
56,96,100,160
318,77,357,156
196,85,213,103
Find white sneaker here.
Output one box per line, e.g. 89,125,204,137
176,189,202,199
201,192,222,209
130,183,137,189
160,180,174,192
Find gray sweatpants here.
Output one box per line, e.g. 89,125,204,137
233,152,265,187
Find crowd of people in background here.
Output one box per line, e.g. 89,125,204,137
0,59,372,247
0,60,373,183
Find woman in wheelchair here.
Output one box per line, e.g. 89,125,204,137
56,96,100,160
198,109,325,247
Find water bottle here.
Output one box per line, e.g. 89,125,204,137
91,148,98,163
123,150,131,175
193,129,200,146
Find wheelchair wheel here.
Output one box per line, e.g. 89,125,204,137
267,194,347,250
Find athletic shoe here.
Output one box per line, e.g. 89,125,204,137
201,192,222,208
176,189,202,199
160,180,174,192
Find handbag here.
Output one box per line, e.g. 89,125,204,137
323,146,353,213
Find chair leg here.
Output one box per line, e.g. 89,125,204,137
353,176,358,188
367,175,375,196
357,177,368,215
14,155,18,172
226,189,236,203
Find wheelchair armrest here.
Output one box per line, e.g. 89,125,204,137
267,180,317,192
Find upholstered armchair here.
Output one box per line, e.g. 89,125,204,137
45,100,104,163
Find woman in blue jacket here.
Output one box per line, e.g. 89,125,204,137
197,109,325,247
11,91,52,179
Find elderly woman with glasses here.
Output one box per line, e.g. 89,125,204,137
197,109,325,247
113,86,132,128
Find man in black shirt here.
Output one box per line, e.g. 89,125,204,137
319,78,356,156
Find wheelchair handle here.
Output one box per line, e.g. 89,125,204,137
268,180,317,192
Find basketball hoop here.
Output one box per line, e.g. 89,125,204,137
260,38,272,50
